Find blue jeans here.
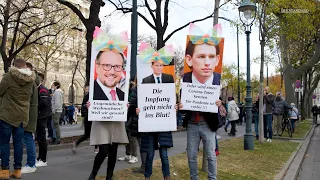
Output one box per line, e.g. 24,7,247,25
145,137,170,178
187,123,216,180
225,120,230,129
0,120,24,170
253,113,259,137
263,114,273,139
23,131,36,167
291,119,296,131
215,135,219,151
177,111,183,127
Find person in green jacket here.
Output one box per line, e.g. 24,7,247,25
0,58,35,179
21,62,40,174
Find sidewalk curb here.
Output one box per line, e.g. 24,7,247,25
275,124,315,180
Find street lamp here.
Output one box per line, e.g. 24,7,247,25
130,0,138,78
238,0,257,150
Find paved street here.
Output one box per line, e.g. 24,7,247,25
22,125,249,180
59,124,84,138
297,125,320,180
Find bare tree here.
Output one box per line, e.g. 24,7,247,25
0,0,67,72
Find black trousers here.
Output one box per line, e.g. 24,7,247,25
36,117,49,162
91,144,118,176
230,120,237,135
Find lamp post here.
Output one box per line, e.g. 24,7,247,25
130,0,138,78
238,0,257,150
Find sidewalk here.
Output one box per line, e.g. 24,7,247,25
296,125,320,180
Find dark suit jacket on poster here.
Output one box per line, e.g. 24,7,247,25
142,73,174,84
183,71,221,85
93,80,125,101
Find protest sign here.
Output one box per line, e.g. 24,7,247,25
88,27,130,121
181,23,224,113
137,43,177,132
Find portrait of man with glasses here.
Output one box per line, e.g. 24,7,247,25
93,50,125,101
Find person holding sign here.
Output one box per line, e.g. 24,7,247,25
180,23,224,180
136,43,176,180
88,27,129,180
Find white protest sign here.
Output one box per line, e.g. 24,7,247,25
180,82,220,113
138,84,176,132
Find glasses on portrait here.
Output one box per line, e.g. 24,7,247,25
97,64,123,72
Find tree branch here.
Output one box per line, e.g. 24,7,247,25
145,0,156,23
164,12,214,43
56,0,86,24
163,0,169,32
292,40,320,79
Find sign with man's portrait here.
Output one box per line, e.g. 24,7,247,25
88,27,131,121
181,23,224,113
137,43,177,132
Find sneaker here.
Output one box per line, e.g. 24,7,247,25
118,155,131,161
216,135,221,139
267,139,272,142
36,160,47,167
21,165,37,174
128,156,138,164
72,141,77,154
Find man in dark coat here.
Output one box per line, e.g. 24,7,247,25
35,73,52,168
311,105,319,124
93,51,125,101
140,60,174,180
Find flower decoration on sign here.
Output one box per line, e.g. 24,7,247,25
92,26,128,53
138,42,174,65
188,23,222,45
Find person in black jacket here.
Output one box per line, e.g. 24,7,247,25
252,95,259,140
311,105,319,124
72,86,98,153
35,73,52,167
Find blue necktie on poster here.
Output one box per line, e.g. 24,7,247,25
157,77,161,83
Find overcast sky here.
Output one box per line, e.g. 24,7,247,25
100,0,276,77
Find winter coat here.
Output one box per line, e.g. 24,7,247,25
140,132,173,153
263,93,274,114
252,101,259,114
68,105,75,116
289,106,299,120
52,89,63,114
227,100,240,121
126,86,139,137
272,97,289,115
38,85,52,119
81,93,89,118
0,67,35,128
25,81,39,133
311,106,319,116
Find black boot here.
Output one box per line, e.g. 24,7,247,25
88,173,96,180
106,172,113,180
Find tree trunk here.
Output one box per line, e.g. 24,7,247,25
213,0,220,25
3,58,10,73
301,73,308,120
283,64,296,103
71,60,80,104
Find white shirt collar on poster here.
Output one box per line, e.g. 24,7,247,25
96,78,119,101
191,73,214,85
153,74,162,83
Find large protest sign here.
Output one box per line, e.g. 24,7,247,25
88,27,130,121
137,43,176,132
181,23,224,113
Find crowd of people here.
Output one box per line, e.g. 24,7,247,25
0,59,307,180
